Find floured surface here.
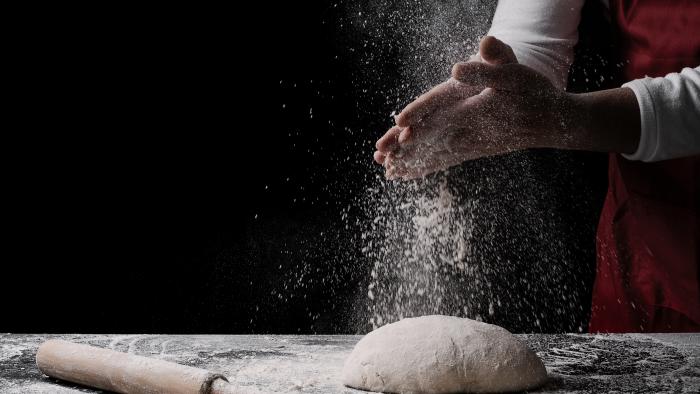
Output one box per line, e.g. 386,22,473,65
0,333,699,393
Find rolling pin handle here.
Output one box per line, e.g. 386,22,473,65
201,373,228,394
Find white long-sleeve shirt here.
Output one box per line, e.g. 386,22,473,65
487,0,700,162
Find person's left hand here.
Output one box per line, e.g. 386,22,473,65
374,36,570,180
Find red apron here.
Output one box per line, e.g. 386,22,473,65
589,0,700,332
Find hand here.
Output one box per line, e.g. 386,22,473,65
374,36,571,180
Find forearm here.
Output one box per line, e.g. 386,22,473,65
557,66,700,160
559,87,641,154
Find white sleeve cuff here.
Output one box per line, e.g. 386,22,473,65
621,79,658,161
622,67,700,162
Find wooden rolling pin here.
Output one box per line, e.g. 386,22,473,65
36,339,245,394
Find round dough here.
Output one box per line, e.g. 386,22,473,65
342,315,547,393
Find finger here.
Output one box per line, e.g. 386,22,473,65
455,86,494,114
479,36,517,65
394,140,445,165
399,133,457,165
450,62,525,92
375,126,403,153
373,150,386,164
395,79,470,128
388,141,454,174
398,86,483,147
398,113,452,148
401,141,500,179
399,152,462,180
398,127,412,144
391,129,493,175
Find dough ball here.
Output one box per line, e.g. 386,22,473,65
342,315,547,393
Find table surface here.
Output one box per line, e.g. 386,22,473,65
1,333,698,393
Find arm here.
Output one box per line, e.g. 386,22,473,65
489,0,700,161
374,3,700,179
486,0,643,155
448,48,700,160
562,87,641,155
556,67,700,161
376,37,642,180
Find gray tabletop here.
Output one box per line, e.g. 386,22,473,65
1,333,698,393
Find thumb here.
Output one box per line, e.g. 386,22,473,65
479,36,517,65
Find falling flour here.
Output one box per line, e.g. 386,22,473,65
335,0,596,334
364,178,478,329
342,0,497,331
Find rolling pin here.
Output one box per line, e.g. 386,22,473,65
36,339,248,394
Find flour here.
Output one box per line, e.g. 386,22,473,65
364,177,478,330
338,1,498,331
342,0,594,334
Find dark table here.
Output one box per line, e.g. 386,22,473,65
1,333,698,393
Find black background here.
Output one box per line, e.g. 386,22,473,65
4,1,612,334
